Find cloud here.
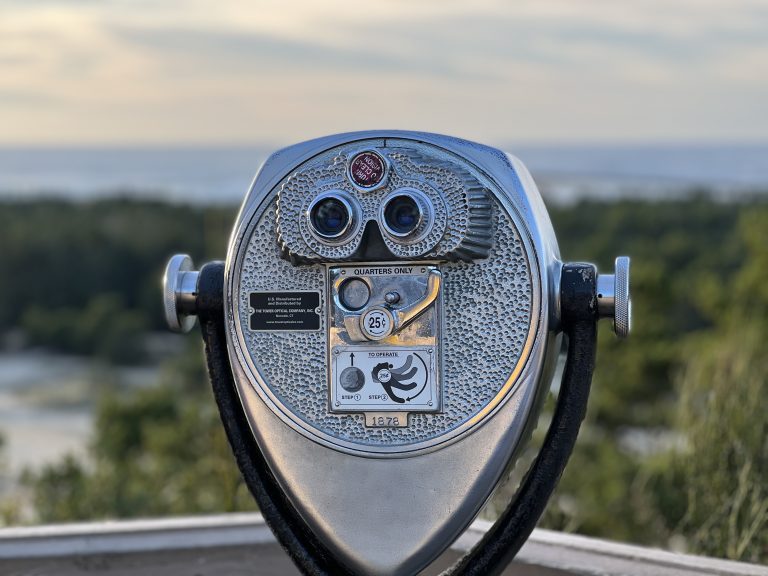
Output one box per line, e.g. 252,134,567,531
0,0,767,144
0,89,63,105
106,24,478,79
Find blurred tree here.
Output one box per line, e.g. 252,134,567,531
0,199,235,339
22,294,148,364
669,327,768,562
656,207,768,562
24,339,257,521
0,433,22,525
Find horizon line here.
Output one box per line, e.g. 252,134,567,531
1,138,768,151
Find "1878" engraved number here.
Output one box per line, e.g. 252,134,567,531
364,413,408,428
374,415,399,426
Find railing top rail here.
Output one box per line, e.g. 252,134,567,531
0,513,765,576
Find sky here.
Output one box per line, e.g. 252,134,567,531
1,0,767,146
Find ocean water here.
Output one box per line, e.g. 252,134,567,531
0,143,766,205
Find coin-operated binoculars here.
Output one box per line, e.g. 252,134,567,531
163,131,630,576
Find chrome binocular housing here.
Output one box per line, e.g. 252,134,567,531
163,131,630,576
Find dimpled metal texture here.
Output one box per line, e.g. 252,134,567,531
236,194,533,448
276,140,492,263
386,149,493,261
277,156,366,261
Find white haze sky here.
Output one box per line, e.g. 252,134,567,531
1,0,767,146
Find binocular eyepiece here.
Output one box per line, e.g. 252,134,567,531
308,193,355,240
163,131,631,576
381,192,423,238
307,189,429,244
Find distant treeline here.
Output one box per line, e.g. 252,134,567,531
0,200,235,362
0,194,755,367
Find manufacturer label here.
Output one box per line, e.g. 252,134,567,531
331,345,439,412
249,291,321,331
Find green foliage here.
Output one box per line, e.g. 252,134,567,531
653,207,768,562
0,199,234,361
0,432,22,525
670,327,768,562
549,199,745,430
22,294,148,364
526,200,768,561
24,340,257,521
21,456,92,522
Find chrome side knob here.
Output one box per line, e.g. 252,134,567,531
596,256,631,338
163,254,199,333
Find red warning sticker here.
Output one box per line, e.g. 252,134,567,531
348,151,387,189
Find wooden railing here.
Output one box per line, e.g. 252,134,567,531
1,513,766,576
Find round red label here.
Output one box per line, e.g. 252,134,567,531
348,151,386,189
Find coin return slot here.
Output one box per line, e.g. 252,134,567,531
339,278,370,311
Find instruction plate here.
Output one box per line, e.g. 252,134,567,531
330,345,439,413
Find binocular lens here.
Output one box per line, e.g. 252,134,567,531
383,194,422,237
310,196,351,239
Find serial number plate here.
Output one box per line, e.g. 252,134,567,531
364,412,408,428
330,345,439,413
